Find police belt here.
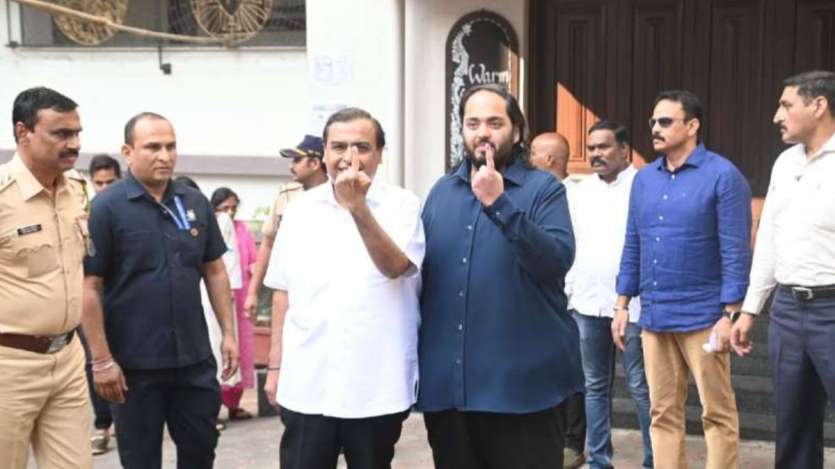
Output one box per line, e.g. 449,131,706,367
0,329,76,354
780,284,835,302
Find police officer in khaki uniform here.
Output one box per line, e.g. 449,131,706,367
242,135,327,318
0,87,92,469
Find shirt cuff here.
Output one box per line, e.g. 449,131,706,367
616,275,639,298
482,192,516,229
741,287,773,315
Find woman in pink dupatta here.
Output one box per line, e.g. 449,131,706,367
211,187,257,419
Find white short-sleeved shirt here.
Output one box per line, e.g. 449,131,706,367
263,181,425,418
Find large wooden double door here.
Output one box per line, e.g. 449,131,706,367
528,0,835,196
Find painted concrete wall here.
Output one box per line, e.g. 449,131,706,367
0,0,310,220
2,0,529,212
403,0,527,197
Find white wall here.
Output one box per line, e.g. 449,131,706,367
2,0,529,208
305,0,404,185
403,0,527,197
0,0,310,219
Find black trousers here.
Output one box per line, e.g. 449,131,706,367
562,392,586,452
113,358,221,469
79,328,114,429
279,407,409,469
424,402,567,469
770,287,835,469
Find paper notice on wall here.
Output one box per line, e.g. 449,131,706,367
308,102,347,136
307,53,353,135
312,54,354,88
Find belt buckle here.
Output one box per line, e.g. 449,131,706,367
45,333,68,354
792,286,815,302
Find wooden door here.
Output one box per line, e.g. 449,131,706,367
529,0,834,197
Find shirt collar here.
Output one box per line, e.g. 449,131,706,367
597,164,637,187
655,143,708,172
8,153,69,201
453,153,527,186
808,130,835,161
125,171,181,201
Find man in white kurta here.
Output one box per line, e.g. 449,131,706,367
263,107,425,469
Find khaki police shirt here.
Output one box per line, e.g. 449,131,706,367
0,155,88,336
261,182,304,237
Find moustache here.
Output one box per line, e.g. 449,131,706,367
59,149,79,159
474,140,497,155
590,157,606,167
652,134,665,142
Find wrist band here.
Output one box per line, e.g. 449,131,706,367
90,356,113,365
92,360,115,372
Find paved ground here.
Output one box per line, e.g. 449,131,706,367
27,392,835,468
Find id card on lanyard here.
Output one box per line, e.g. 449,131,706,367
161,195,199,237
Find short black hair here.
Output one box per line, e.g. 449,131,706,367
784,70,835,117
589,120,629,145
12,87,78,143
174,175,201,192
88,154,121,178
322,107,386,149
124,112,169,145
210,186,239,209
459,84,528,154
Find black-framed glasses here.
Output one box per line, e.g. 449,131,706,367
648,117,687,129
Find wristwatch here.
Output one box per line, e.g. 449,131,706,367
613,305,629,314
723,310,741,323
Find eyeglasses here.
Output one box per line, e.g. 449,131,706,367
648,117,688,129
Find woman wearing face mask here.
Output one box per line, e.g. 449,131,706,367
211,187,257,422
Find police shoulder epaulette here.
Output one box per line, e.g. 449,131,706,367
0,165,15,193
65,169,87,183
279,182,303,194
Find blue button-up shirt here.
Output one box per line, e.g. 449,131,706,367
616,144,752,332
418,156,584,414
84,173,226,370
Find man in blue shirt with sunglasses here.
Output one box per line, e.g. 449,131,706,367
612,90,751,469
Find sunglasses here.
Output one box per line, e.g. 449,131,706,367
648,117,688,129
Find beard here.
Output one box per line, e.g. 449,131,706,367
465,139,514,169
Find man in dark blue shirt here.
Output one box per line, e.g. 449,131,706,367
81,112,239,469
419,84,583,469
612,90,751,469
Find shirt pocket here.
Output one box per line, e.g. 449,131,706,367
117,231,163,272
812,184,835,229
176,221,206,268
11,229,60,278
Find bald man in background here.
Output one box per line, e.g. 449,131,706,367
531,132,572,182
531,131,586,469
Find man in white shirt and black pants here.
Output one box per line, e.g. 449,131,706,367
732,70,835,468
262,107,425,469
566,121,653,469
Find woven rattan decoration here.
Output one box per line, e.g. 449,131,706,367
52,0,128,45
191,0,273,43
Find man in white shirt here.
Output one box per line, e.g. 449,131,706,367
262,107,425,469
566,121,653,469
732,70,835,468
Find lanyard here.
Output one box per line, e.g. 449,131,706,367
160,195,191,230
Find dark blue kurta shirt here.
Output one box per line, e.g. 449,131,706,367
616,144,752,332
84,173,226,370
418,156,585,414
